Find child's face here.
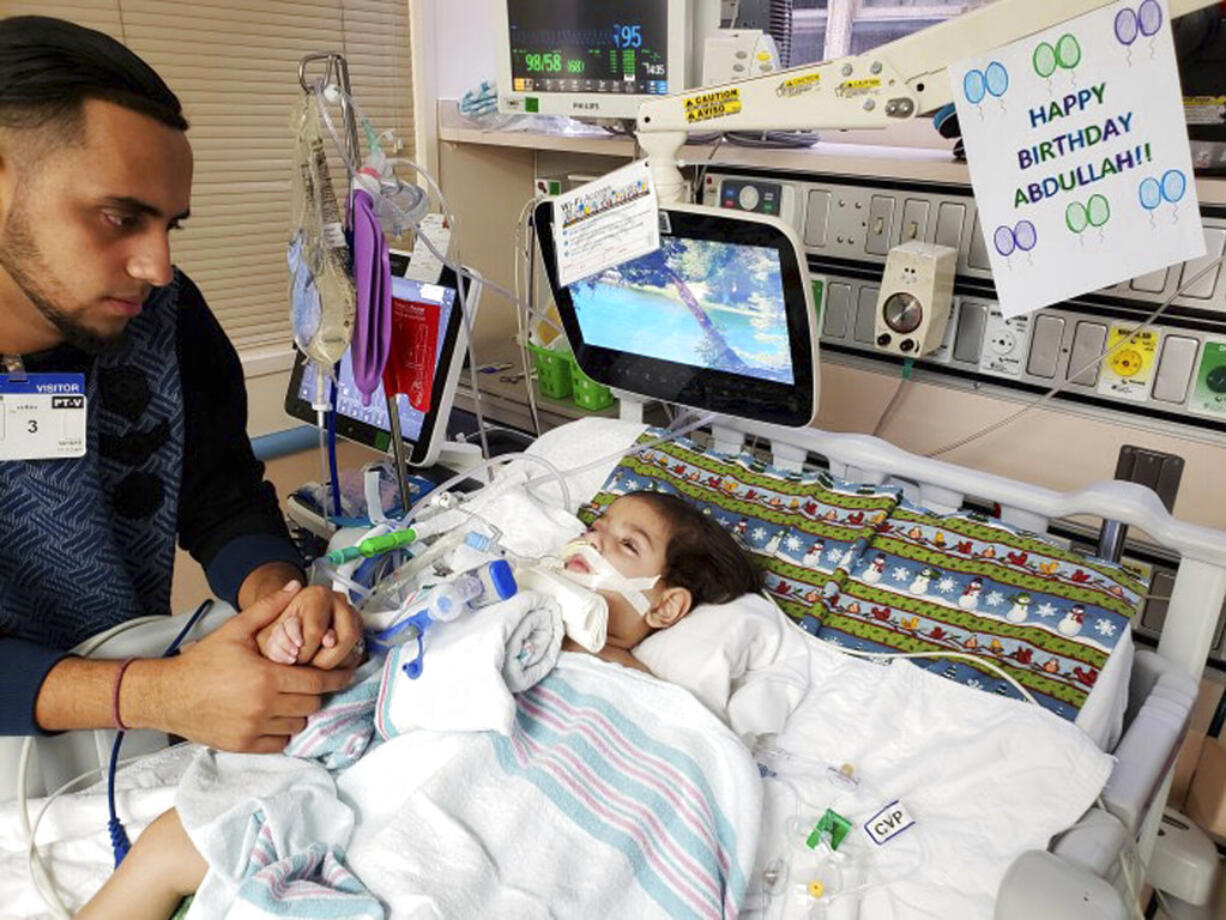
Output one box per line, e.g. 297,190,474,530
566,495,674,648
567,495,672,583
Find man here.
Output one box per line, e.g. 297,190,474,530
0,16,361,752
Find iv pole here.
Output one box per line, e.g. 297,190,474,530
297,51,415,514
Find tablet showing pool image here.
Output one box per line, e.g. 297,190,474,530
533,201,817,427
568,238,794,385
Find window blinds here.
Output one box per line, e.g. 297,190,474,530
3,0,414,353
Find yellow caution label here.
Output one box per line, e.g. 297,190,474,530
777,73,822,97
836,77,881,98
682,88,742,124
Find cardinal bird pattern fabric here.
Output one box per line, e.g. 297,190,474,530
818,498,1145,721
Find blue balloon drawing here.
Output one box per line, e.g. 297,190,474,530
993,225,1016,257
1138,177,1162,211
963,69,987,105
1114,8,1139,45
1138,0,1163,36
984,62,1009,97
1013,220,1038,252
1161,169,1187,203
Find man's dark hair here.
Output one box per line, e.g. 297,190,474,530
624,490,763,608
0,15,187,140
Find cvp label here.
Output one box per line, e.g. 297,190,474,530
0,373,87,460
864,800,916,846
683,88,742,123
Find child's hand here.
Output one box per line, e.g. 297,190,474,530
258,611,338,665
256,585,360,667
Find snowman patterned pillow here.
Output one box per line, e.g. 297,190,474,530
815,498,1147,724
579,429,902,635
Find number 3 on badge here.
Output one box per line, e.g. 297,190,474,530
0,373,87,460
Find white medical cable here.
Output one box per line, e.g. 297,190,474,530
816,641,1041,706
924,252,1226,459
513,194,544,435
398,451,573,532
22,741,185,919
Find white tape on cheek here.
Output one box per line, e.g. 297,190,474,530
558,541,658,616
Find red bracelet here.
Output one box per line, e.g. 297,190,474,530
112,657,137,732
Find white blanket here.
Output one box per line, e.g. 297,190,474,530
739,634,1114,919
375,589,563,738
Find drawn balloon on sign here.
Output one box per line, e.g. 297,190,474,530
993,219,1039,268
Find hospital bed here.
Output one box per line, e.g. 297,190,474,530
8,0,1225,912
3,412,1222,919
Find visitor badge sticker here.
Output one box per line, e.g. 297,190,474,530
951,0,1203,318
1189,338,1226,418
0,373,87,460
554,160,660,287
1098,323,1159,400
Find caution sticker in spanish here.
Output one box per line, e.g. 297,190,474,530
683,88,742,123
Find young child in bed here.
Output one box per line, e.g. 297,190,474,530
560,490,763,671
78,490,761,919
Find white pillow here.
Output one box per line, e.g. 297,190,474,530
631,593,809,720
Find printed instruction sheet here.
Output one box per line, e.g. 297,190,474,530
554,160,660,287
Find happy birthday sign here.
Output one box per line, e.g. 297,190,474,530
952,0,1203,318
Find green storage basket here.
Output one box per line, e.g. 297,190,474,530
527,342,573,399
569,358,615,411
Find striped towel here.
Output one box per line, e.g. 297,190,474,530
284,656,384,771
346,652,762,919
177,750,382,920
227,810,382,920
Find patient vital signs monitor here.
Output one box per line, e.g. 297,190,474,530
534,203,818,426
493,0,720,120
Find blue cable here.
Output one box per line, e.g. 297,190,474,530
328,365,342,518
107,599,214,866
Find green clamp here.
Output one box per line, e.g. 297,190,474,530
806,808,852,852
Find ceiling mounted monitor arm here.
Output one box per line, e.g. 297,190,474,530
636,0,1215,205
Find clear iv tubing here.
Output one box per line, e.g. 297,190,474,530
398,450,573,531
756,745,929,908
521,410,719,497
312,84,494,461
313,83,564,336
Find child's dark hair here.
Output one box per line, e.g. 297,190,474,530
623,490,762,607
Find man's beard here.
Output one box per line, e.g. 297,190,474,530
0,202,124,356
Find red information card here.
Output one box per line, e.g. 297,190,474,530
383,297,439,412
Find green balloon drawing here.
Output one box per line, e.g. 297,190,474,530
1065,201,1089,234
1033,42,1057,78
1087,194,1111,228
1056,33,1082,69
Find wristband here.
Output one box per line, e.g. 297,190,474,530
112,657,138,732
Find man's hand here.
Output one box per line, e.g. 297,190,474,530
125,581,354,752
255,585,363,670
